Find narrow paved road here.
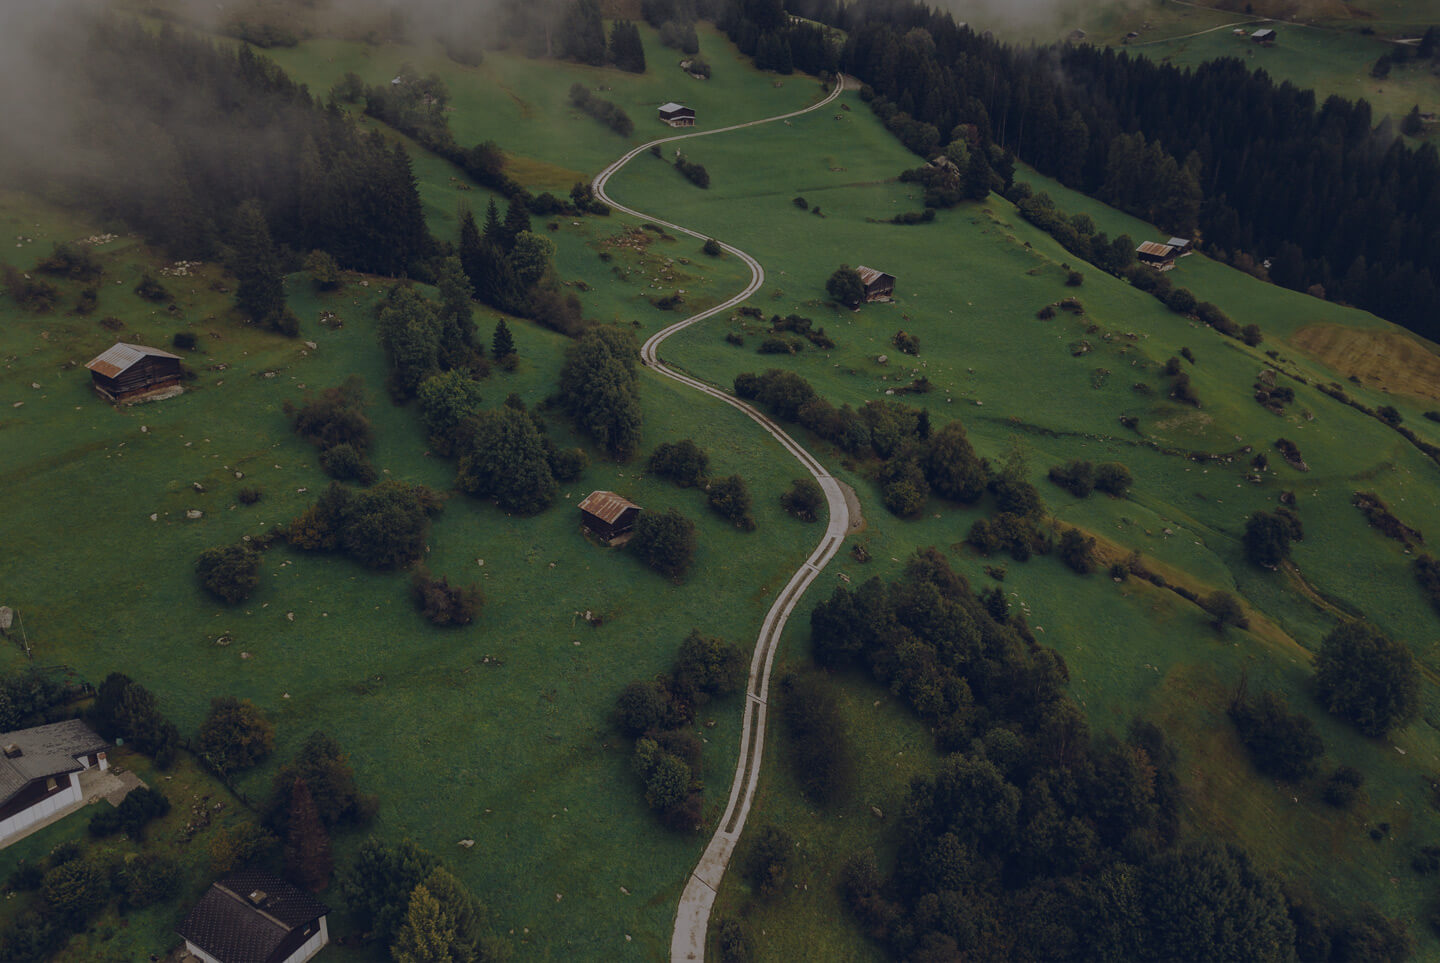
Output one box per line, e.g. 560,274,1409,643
592,79,850,962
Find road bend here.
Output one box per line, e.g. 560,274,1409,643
592,77,850,961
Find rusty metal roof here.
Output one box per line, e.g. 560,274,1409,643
86,342,181,378
1136,241,1177,258
578,490,640,524
856,266,894,286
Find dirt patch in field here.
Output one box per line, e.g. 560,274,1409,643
501,153,586,193
1290,323,1440,403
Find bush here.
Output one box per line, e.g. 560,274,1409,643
707,474,756,530
89,786,170,840
826,265,865,308
715,918,755,963
197,696,275,773
1323,766,1365,808
745,825,794,900
758,336,799,354
892,330,920,355
1229,689,1323,780
2,265,60,311
36,242,102,281
1093,461,1133,496
792,196,808,210
40,858,109,927
649,439,709,487
304,249,342,290
237,485,263,505
319,442,378,484
133,273,170,302
195,543,262,604
1047,459,1095,498
630,508,698,579
1244,510,1299,569
116,853,181,910
781,477,824,521
673,630,745,704
1066,270,1083,286
676,156,709,188
547,445,588,482
703,238,722,256
89,673,180,768
1058,528,1096,574
1313,621,1420,738
410,570,482,626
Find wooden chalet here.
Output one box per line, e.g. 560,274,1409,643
0,720,108,846
1166,237,1194,255
579,491,641,542
856,266,896,302
85,342,183,402
1251,27,1276,45
658,102,696,128
177,870,329,963
1135,241,1178,268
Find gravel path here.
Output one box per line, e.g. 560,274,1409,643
592,77,850,962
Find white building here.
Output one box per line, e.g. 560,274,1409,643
0,719,108,846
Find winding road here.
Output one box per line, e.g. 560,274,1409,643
592,79,851,961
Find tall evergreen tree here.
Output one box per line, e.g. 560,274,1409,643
492,318,516,360
284,778,333,892
434,256,480,366
560,0,608,66
609,21,647,73
231,200,287,333
501,199,531,253
481,199,504,248
458,206,484,299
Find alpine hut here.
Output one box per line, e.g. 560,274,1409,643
856,266,896,302
1135,241,1178,268
658,103,696,127
1251,27,1276,45
85,342,183,402
177,869,330,963
0,720,109,846
1166,237,1194,255
579,491,642,543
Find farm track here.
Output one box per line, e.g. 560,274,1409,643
592,78,849,962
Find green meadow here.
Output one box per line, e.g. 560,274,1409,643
4,16,1440,961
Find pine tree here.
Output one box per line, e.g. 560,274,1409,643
501,199,531,253
434,256,479,366
492,318,516,360
609,21,647,73
283,778,333,892
231,200,287,331
481,199,503,248
458,206,484,300
392,884,463,963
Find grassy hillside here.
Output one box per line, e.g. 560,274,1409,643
5,17,1440,961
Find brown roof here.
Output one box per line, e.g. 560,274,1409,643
85,342,181,378
1136,241,1177,258
856,266,894,286
578,491,640,524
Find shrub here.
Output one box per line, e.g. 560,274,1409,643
1323,766,1365,808
707,474,756,530
1093,462,1133,496
36,242,101,281
630,508,698,579
171,331,197,351
1242,324,1263,346
1244,510,1298,569
304,249,342,290
781,477,824,521
1229,689,1323,780
715,918,755,963
880,456,929,518
649,439,709,487
2,265,60,311
1066,270,1083,286
89,673,180,768
1058,528,1096,574
826,265,865,308
117,854,181,910
758,336,799,354
792,196,808,210
1048,459,1095,498
197,696,275,773
892,330,920,355
319,442,378,484
89,786,170,840
745,825,794,899
1313,621,1420,738
547,444,588,482
673,631,745,704
411,570,482,626
74,287,98,314
676,156,709,188
196,543,262,604
40,858,109,927
703,238,722,256
133,273,170,302
1202,591,1248,633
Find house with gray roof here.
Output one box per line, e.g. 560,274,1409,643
0,719,109,845
178,869,330,963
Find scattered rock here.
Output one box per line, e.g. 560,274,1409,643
149,513,158,521
458,838,475,849
186,509,203,519
304,341,317,350
193,482,206,493
871,805,884,819
234,470,244,479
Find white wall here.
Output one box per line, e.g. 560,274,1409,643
184,941,224,963
0,772,81,844
285,916,330,963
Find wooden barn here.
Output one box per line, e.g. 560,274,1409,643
856,266,896,302
1166,237,1194,255
1251,27,1276,45
1135,241,1178,268
579,491,641,542
177,869,329,963
85,342,183,402
658,102,695,127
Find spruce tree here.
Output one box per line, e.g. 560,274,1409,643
434,256,479,365
481,199,504,248
231,200,287,332
284,777,333,892
392,884,460,963
492,318,515,360
458,206,484,299
501,199,531,253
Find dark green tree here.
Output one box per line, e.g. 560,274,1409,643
340,838,438,945
456,406,558,515
283,778,333,892
492,318,516,360
559,326,643,459
197,696,275,774
649,439,710,487
781,476,824,521
231,200,288,333
609,20,647,72
826,264,865,307
707,474,756,530
923,420,987,502
1229,688,1324,780
631,508,697,579
195,543,262,604
1313,621,1420,738
1243,510,1297,569
433,256,479,367
416,370,485,456
560,0,608,65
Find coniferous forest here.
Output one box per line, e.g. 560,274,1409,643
722,0,1440,340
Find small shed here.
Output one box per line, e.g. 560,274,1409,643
579,491,642,542
856,266,896,302
1166,237,1194,255
658,103,696,127
177,869,329,963
85,342,183,402
1135,241,1178,267
1251,28,1275,45
0,720,109,846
